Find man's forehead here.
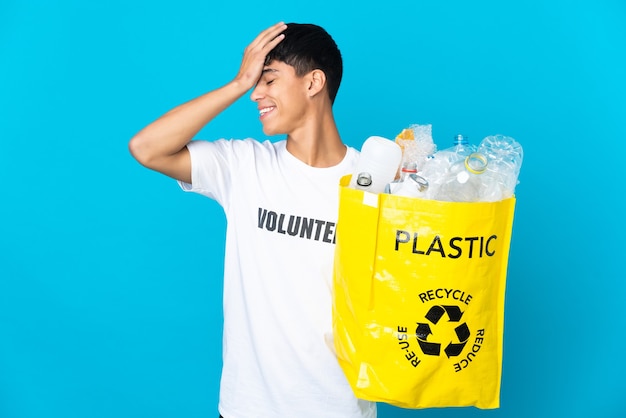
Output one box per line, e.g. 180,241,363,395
262,60,294,74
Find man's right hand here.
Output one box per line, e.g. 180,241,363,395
234,22,287,91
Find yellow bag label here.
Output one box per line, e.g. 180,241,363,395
333,175,516,409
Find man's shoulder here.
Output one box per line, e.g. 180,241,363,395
188,137,282,155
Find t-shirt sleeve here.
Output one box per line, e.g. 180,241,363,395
177,139,236,206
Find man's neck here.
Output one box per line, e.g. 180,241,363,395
285,110,346,168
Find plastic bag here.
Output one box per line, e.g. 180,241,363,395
332,175,516,409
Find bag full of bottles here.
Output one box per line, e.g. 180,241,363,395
332,124,520,409
350,124,523,202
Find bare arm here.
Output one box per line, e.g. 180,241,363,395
128,22,287,184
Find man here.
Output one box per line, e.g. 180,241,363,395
129,22,376,418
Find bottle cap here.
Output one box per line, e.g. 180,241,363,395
465,153,488,174
356,172,373,187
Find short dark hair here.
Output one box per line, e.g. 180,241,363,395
265,23,343,104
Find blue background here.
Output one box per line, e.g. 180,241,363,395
1,0,625,417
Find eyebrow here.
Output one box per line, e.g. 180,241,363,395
262,68,279,74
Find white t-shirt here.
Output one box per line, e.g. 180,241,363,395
180,138,376,418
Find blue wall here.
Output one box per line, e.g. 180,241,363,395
1,1,624,417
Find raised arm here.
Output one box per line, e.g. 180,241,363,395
128,22,287,183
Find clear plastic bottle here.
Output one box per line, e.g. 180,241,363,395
350,136,402,194
477,135,524,199
437,134,477,164
419,134,475,200
385,162,429,197
437,152,489,202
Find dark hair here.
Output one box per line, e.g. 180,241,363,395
265,23,343,104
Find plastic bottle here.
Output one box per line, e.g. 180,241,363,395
385,162,429,197
477,135,524,199
350,136,402,194
418,135,474,200
436,152,489,202
437,134,477,164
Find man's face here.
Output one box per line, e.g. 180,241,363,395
250,60,310,136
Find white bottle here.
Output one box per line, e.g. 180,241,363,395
350,136,402,194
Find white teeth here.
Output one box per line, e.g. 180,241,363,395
259,107,274,115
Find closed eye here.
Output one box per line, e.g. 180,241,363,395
261,68,278,86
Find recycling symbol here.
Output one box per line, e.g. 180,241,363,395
415,305,470,358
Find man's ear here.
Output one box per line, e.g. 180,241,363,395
307,69,327,98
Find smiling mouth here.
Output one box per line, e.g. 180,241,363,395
259,107,275,117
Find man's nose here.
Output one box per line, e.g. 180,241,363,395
250,84,264,102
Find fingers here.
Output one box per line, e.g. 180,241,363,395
264,30,286,53
235,22,287,88
249,22,287,52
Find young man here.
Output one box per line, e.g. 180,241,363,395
129,22,376,418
